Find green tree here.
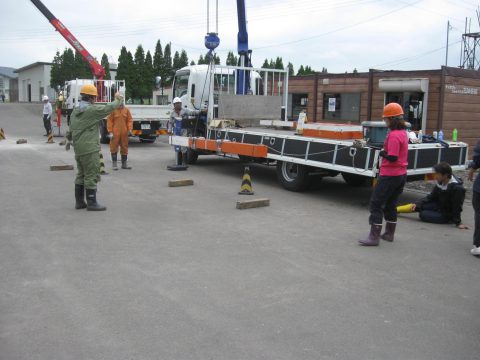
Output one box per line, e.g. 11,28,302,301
268,59,275,69
50,50,63,89
226,51,238,66
180,50,189,68
304,65,315,75
274,57,284,70
63,48,76,81
172,51,182,72
132,45,146,102
153,40,163,78
297,65,305,76
144,50,154,100
101,53,111,80
198,54,206,65
262,58,270,68
73,50,90,79
287,62,294,76
321,67,328,73
190,60,196,66
162,43,173,85
117,46,135,99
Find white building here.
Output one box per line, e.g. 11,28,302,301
15,61,118,102
0,66,18,102
15,62,55,102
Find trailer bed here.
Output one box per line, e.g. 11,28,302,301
170,125,468,190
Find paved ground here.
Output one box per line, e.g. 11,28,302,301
0,103,479,360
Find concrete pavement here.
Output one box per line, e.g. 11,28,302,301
0,103,479,360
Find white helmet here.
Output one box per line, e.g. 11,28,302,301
42,95,49,101
173,97,182,104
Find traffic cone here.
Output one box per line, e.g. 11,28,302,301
397,204,415,213
0,128,5,140
238,166,254,195
47,132,54,144
99,151,108,175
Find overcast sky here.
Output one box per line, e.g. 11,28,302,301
0,0,478,73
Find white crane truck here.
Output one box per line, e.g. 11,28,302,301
169,63,468,191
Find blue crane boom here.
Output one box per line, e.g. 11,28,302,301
236,0,252,95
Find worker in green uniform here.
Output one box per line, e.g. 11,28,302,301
66,84,123,211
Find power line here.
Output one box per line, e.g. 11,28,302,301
365,39,462,69
252,0,423,50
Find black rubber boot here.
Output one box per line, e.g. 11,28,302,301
111,153,118,170
121,154,132,169
359,224,382,246
86,189,106,211
381,221,397,242
75,184,87,210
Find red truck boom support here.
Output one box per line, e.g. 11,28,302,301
30,0,106,80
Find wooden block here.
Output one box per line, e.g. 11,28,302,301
236,198,270,210
50,164,74,171
16,139,27,144
168,179,194,187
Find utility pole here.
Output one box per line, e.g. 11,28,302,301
445,20,451,66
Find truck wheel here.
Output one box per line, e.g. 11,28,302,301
276,161,311,192
341,173,369,187
186,149,199,164
99,121,110,144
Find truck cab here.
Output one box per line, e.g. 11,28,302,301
173,65,265,118
63,79,126,115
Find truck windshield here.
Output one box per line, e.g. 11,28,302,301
173,71,190,98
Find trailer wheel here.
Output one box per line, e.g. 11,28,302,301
99,121,110,144
186,149,199,164
341,173,369,187
276,161,311,192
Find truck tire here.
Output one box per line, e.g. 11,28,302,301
341,173,369,187
186,149,199,164
276,161,311,192
99,121,110,144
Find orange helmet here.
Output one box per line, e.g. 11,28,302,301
383,102,404,118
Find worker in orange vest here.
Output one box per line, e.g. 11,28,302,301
107,103,133,170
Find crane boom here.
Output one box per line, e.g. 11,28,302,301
30,0,106,80
235,0,251,95
236,0,249,58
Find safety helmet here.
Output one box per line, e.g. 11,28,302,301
173,97,182,104
42,95,49,101
383,103,404,118
80,84,98,97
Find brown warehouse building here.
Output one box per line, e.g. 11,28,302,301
287,66,480,150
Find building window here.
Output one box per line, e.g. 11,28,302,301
386,92,424,131
0,77,4,89
289,93,308,120
323,93,361,122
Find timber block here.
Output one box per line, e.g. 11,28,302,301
236,198,270,210
168,179,194,187
50,164,74,171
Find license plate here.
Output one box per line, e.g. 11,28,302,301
141,124,151,130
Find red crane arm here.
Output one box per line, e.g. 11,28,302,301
31,0,105,80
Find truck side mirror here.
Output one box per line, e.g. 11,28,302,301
155,76,162,90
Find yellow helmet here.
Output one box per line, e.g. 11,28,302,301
80,84,98,97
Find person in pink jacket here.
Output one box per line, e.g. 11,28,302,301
360,103,409,246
